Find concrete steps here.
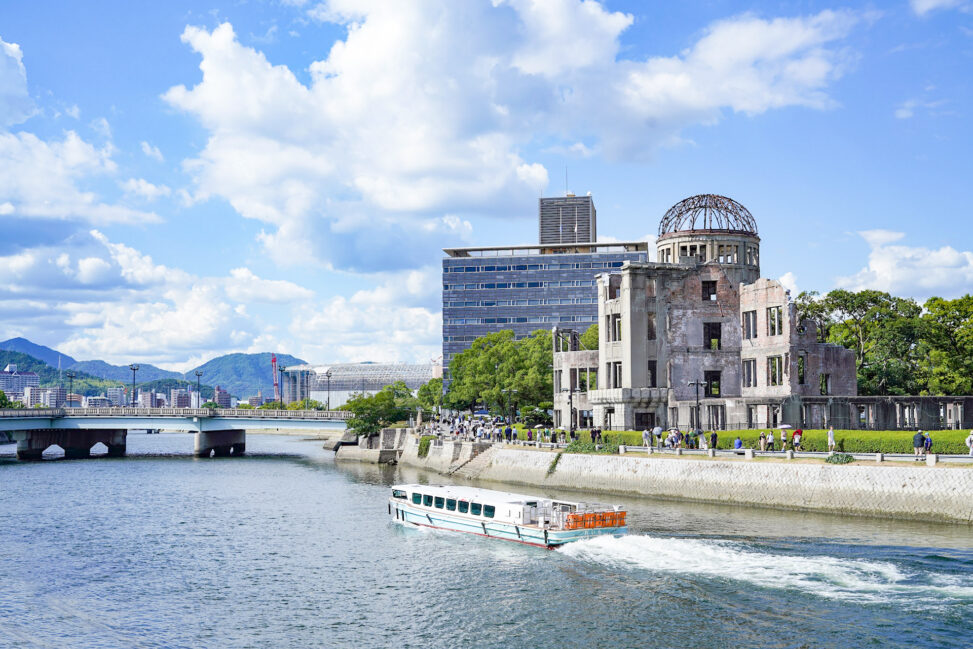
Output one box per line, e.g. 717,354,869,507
450,446,499,480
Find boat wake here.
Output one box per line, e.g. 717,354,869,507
558,534,973,604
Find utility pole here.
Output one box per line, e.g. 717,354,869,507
65,371,76,407
278,366,286,405
688,380,704,431
129,364,140,407
195,370,203,406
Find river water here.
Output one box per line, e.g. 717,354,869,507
1,433,971,648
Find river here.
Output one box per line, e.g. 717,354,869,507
1,433,970,648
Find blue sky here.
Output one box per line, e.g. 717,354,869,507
1,0,971,370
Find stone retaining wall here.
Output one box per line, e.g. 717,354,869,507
469,449,973,524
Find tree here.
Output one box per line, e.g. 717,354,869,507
237,403,255,409
286,399,325,410
794,291,832,342
344,381,417,436
201,401,219,409
0,390,11,408
416,377,443,411
444,329,554,416
257,400,285,409
818,289,922,395
579,323,599,350
920,295,973,395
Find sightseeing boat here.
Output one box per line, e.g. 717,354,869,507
388,484,626,548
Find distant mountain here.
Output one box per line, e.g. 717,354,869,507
0,337,76,368
68,359,182,383
189,352,306,399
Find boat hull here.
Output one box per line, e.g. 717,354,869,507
390,500,624,548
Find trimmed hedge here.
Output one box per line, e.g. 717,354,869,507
513,425,971,454
417,435,436,458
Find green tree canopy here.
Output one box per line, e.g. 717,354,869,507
579,323,599,351
416,377,443,411
920,295,973,395
344,381,418,436
445,329,553,415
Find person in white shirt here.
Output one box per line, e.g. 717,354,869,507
827,426,836,453
965,430,973,457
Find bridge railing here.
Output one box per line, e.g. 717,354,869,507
0,407,348,420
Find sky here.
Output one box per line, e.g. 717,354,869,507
0,0,971,371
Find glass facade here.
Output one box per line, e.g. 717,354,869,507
442,246,648,372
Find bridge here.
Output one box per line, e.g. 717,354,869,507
0,407,349,460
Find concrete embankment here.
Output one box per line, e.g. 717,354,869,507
398,441,973,525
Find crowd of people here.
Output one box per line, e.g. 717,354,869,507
424,416,973,457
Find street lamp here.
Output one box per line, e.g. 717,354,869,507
687,380,704,431
129,364,140,407
304,371,310,410
195,370,203,407
325,369,332,411
278,366,286,405
560,387,575,440
65,371,76,408
501,388,519,426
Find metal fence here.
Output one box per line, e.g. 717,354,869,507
0,407,348,420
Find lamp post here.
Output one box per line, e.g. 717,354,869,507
304,371,310,410
278,366,286,405
129,364,140,407
560,387,575,439
325,369,332,411
65,371,76,408
687,380,704,431
501,388,518,426
195,370,203,407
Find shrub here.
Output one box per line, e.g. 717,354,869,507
547,452,562,476
825,452,855,464
417,435,435,458
718,429,969,454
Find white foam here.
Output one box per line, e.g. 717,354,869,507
558,535,973,604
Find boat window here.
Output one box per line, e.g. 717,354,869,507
525,501,537,507
412,493,422,505
392,490,407,500
471,503,482,516
434,497,445,509
484,505,496,518
458,501,469,513
446,499,456,511
423,495,433,507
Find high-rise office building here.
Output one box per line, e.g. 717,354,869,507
442,194,648,375
538,194,596,245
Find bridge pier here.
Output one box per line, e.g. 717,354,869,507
13,429,127,460
194,430,245,458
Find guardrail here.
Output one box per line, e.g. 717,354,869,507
0,407,348,420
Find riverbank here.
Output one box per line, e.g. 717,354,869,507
396,438,973,525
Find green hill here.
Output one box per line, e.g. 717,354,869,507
0,337,77,368
0,350,122,396
68,359,182,382
189,352,306,399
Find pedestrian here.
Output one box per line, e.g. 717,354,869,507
710,430,718,450
792,429,803,451
912,430,925,458
689,429,698,449
924,432,932,455
966,430,973,457
766,430,775,451
733,436,743,450
642,429,651,448
827,425,836,453
759,431,766,452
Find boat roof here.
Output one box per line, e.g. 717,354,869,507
393,483,574,506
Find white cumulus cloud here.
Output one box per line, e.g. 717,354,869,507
140,140,164,161
120,177,172,201
836,230,973,298
164,4,859,271
0,36,33,126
